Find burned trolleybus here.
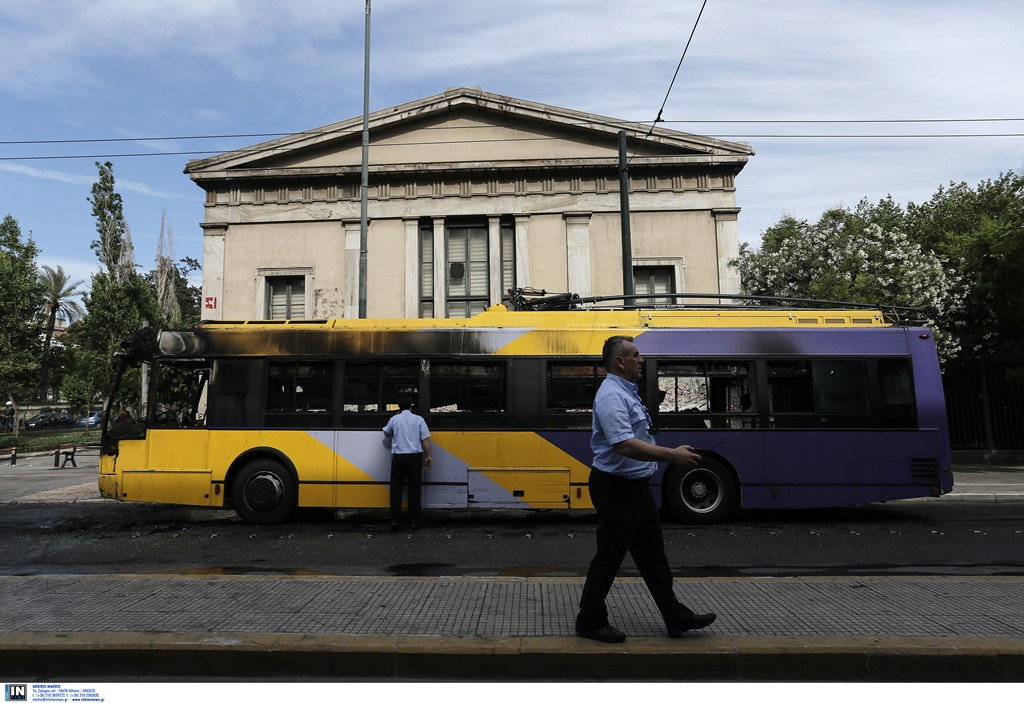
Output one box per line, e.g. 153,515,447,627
98,296,953,524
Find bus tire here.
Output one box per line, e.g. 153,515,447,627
665,454,736,524
232,459,297,525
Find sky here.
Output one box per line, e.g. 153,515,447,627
2,0,1022,296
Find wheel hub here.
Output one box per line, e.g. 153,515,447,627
246,472,284,511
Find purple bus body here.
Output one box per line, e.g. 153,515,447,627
541,325,954,511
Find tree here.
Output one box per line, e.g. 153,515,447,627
153,210,181,325
37,265,85,401
903,171,1024,357
70,163,159,410
0,214,45,413
734,204,968,362
90,161,132,282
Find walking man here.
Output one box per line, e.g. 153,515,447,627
382,393,432,530
576,335,716,643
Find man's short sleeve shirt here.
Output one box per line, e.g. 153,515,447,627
590,375,657,479
382,410,430,454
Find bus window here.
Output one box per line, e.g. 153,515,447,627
343,360,419,427
266,361,333,427
658,361,754,429
150,360,209,428
547,362,605,428
429,361,507,428
878,358,916,427
813,361,869,414
768,359,872,428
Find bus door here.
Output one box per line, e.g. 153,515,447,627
123,361,213,507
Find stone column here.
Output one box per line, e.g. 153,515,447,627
712,208,741,295
488,216,502,307
564,212,593,298
344,220,361,318
432,217,446,317
514,215,531,290
201,224,226,320
404,218,420,318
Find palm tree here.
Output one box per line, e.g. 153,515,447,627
37,265,85,401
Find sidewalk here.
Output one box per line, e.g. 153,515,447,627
3,574,1024,681
2,455,1023,681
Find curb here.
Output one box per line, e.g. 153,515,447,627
3,633,1023,681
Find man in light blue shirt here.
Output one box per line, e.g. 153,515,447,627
382,394,432,530
577,335,717,643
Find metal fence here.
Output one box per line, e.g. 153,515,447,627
944,358,1024,450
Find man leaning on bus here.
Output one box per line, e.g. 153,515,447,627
576,335,717,643
382,393,432,531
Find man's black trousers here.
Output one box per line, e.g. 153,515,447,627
389,452,423,520
577,468,695,630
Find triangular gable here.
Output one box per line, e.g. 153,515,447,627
185,87,753,176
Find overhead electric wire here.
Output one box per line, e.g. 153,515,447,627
3,130,1024,162
630,0,708,162
649,0,708,129
1,117,1022,149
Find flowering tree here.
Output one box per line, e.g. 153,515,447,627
734,204,968,362
903,171,1024,357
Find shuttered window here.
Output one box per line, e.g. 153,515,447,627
446,222,489,318
501,220,515,300
419,222,434,318
266,276,305,319
418,218,517,318
634,266,674,306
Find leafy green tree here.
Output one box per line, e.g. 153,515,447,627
37,264,85,401
734,204,968,361
0,214,45,414
173,257,202,326
69,162,159,411
903,171,1024,356
90,161,131,280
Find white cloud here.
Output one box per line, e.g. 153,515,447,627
0,162,186,200
1,0,1022,271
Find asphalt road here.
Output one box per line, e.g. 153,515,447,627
2,449,1022,579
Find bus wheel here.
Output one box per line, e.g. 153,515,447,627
666,455,736,524
232,459,297,525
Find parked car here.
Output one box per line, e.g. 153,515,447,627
77,410,103,428
24,411,73,430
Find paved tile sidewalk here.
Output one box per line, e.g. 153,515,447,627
3,574,1023,639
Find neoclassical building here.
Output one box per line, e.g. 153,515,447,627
185,87,754,320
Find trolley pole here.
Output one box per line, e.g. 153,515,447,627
358,0,371,318
618,130,634,297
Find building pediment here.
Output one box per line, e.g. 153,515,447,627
185,87,753,182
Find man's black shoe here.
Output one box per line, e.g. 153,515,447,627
575,623,626,643
390,521,401,531
667,613,716,637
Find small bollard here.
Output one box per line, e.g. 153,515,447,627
53,448,59,468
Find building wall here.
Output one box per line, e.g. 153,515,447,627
189,90,752,320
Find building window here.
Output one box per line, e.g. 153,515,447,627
634,266,675,306
500,219,516,303
267,276,306,319
446,221,489,318
256,267,312,320
419,217,517,319
419,221,434,318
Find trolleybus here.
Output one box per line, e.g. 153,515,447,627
97,294,953,524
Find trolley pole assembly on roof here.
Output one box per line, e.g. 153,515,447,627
358,0,371,319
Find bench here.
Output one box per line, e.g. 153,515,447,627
54,443,77,468
1,447,14,466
